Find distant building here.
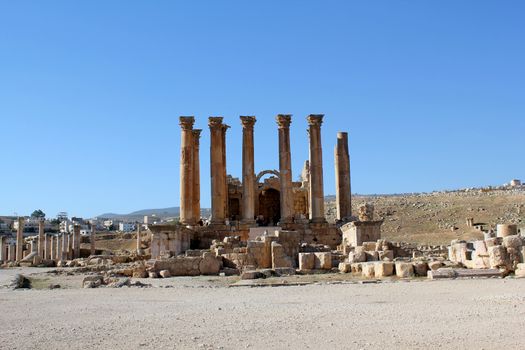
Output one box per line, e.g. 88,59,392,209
118,222,135,232
510,179,522,187
144,215,158,229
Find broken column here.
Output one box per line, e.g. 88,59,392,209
276,114,294,225
241,116,257,225
15,217,24,262
179,116,195,226
38,218,45,258
307,114,327,224
334,131,352,222
73,225,81,259
192,129,202,222
209,117,228,225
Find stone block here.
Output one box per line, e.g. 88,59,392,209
362,242,376,251
349,249,366,263
365,251,379,261
240,271,263,280
274,267,296,276
314,252,332,270
379,250,394,261
395,262,414,278
298,253,315,270
484,238,497,248
428,261,444,271
374,261,394,277
338,262,352,273
473,240,487,255
351,263,362,273
502,235,523,250
488,246,508,269
361,263,375,278
271,242,293,269
413,262,429,277
199,252,222,275
159,270,171,278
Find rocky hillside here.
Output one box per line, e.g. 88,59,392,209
325,188,525,245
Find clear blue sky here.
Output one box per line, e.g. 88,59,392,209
1,1,524,218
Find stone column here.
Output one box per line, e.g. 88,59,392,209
64,233,71,260
38,219,45,258
276,115,294,225
72,225,81,259
334,132,352,221
44,234,51,260
56,234,62,261
136,223,141,254
90,225,96,256
0,236,4,261
8,244,16,262
15,217,24,262
209,117,229,225
179,116,195,225
307,114,327,224
221,123,229,221
241,116,257,225
50,235,56,261
192,129,202,222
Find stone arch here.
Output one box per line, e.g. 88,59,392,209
256,169,280,184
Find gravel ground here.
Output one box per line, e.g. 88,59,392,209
1,268,525,350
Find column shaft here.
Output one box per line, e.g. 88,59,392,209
334,132,352,221
73,225,81,259
276,115,294,224
38,219,45,258
307,115,327,223
209,117,228,224
179,116,195,225
192,129,202,222
90,226,96,256
15,217,24,262
241,116,257,224
0,236,4,261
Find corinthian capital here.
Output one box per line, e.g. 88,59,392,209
276,114,292,129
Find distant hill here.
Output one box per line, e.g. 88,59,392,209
97,207,211,221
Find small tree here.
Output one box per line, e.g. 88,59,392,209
31,209,46,218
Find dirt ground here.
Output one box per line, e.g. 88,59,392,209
1,267,525,350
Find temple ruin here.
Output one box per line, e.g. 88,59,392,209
150,115,353,258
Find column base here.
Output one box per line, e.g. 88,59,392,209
310,217,328,224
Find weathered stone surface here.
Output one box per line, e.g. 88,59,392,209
374,261,394,277
361,263,375,278
473,240,487,254
488,246,508,269
338,262,351,273
240,271,263,280
274,267,296,276
82,275,103,288
132,266,148,278
428,261,444,271
362,242,376,251
349,248,366,263
271,242,293,269
365,251,379,262
148,272,159,279
351,263,362,273
299,253,315,271
379,250,394,261
314,252,332,270
395,262,414,278
199,252,222,275
413,262,429,277
428,268,504,279
515,263,525,278
502,235,523,250
159,270,171,278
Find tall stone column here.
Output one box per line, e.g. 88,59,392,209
8,244,16,262
50,236,56,261
56,234,62,261
136,223,141,254
221,123,229,221
38,219,45,258
209,117,228,225
179,116,195,225
307,114,327,224
241,116,257,225
276,115,294,225
334,132,352,221
0,236,4,261
192,129,202,222
90,225,96,256
73,225,81,259
15,217,24,262
45,234,51,260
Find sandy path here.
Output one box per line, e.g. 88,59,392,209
0,276,524,350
